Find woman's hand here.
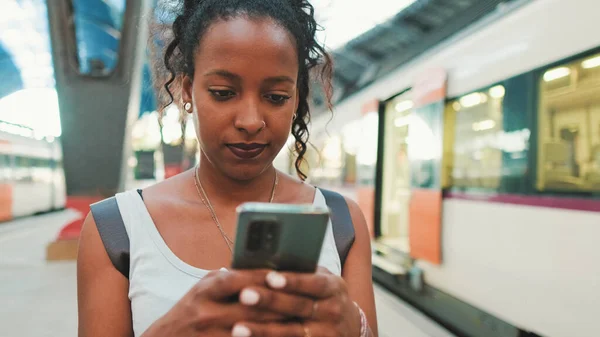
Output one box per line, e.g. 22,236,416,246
141,269,286,337
232,267,363,337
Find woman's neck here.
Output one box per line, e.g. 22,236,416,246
196,152,278,207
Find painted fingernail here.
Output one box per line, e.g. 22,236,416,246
232,324,252,337
266,271,286,289
240,289,260,305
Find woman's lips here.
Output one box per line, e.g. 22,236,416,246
226,143,267,159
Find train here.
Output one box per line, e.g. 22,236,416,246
0,121,66,222
278,0,600,336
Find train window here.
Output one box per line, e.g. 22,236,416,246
340,120,362,185
2,155,13,181
37,158,48,168
14,156,33,182
379,94,412,253
0,154,6,181
447,85,505,190
304,134,342,185
356,111,380,187
537,53,600,193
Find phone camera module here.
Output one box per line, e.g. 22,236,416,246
246,220,280,254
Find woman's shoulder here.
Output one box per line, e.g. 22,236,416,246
137,170,197,203
275,172,317,204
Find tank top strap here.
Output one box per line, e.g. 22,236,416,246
113,188,341,277
113,189,144,239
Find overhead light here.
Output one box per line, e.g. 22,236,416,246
394,115,412,128
543,67,571,82
128,157,138,168
459,92,487,108
472,119,496,131
582,55,600,69
165,105,180,121
489,85,505,99
452,102,461,111
395,100,413,113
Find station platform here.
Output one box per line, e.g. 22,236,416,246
0,210,456,337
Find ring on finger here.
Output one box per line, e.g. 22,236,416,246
310,300,319,319
303,324,312,337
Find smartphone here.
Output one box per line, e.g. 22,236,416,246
231,202,330,273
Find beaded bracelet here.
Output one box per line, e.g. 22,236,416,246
353,302,369,337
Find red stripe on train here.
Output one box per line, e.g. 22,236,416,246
446,192,600,212
0,184,12,222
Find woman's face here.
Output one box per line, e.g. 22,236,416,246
182,16,299,181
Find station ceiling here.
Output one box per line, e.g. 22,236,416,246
0,0,520,117
311,0,521,110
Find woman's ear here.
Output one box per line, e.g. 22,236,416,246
182,75,193,112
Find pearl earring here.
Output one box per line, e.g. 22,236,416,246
184,102,192,111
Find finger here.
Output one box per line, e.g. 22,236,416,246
265,271,341,299
207,302,287,327
223,303,288,323
316,266,333,275
232,321,323,337
239,287,315,319
203,269,271,300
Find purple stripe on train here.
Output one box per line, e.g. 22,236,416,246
445,192,600,212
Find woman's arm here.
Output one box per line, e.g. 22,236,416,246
342,197,379,337
77,213,133,337
78,213,288,337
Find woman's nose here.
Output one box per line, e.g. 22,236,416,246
234,97,265,135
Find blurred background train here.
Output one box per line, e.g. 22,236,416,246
277,0,600,336
0,121,66,222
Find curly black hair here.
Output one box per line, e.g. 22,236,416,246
159,0,333,181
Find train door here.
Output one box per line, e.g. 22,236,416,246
0,151,11,221
377,93,413,263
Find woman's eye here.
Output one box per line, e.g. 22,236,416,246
208,89,236,100
265,94,291,104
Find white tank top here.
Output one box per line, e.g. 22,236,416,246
114,189,342,337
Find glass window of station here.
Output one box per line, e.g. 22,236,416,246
537,52,600,193
72,0,127,75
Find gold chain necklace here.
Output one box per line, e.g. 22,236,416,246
193,165,278,253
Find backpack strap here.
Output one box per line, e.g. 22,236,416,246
318,188,356,268
91,188,355,278
90,196,130,279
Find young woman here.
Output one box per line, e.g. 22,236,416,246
77,1,378,336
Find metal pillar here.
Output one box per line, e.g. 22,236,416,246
47,0,152,197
